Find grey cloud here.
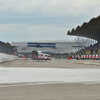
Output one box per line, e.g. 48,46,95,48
0,0,100,42
0,0,100,17
0,23,71,42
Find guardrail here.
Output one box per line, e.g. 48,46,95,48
0,53,19,63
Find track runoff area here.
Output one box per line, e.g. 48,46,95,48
0,59,100,100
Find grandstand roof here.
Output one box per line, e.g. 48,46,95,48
67,15,100,41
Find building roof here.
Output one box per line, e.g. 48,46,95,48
67,15,100,41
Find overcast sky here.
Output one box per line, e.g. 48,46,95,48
0,0,100,42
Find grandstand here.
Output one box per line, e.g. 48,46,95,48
12,40,90,58
67,15,100,59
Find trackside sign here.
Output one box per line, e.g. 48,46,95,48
27,43,56,48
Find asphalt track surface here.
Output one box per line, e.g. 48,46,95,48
0,59,100,100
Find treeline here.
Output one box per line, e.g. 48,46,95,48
5,42,15,48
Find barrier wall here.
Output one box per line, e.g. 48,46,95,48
74,50,100,56
72,54,100,59
0,53,19,63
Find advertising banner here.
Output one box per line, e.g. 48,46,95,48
92,55,95,58
86,55,88,58
96,55,98,58
27,43,56,48
84,55,86,58
89,55,91,58
81,55,83,58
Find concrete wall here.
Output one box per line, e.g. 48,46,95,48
0,53,19,63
